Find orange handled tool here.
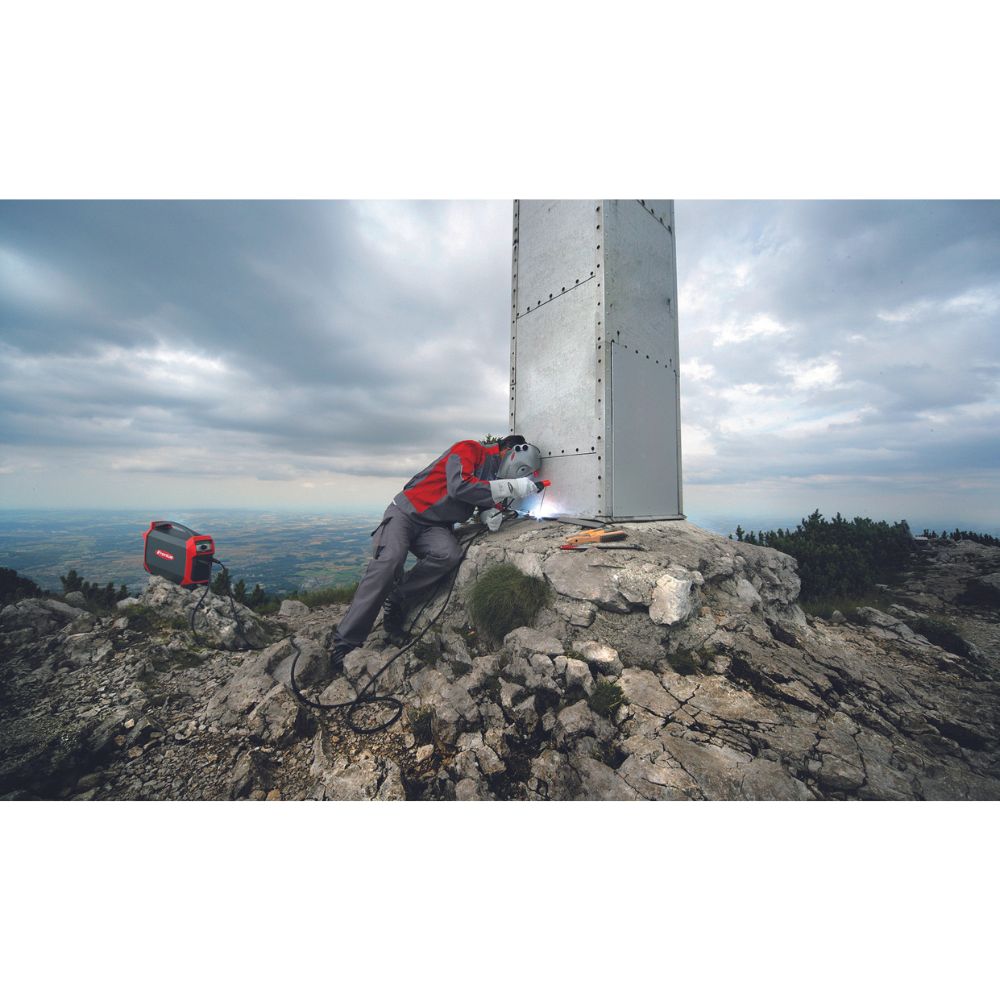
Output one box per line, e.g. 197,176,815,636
562,528,627,547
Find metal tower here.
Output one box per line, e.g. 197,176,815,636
510,199,683,520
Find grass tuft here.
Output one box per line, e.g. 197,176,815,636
256,582,359,614
801,591,894,620
909,616,973,658
466,563,551,646
588,680,626,719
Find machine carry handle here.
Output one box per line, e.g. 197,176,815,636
150,520,197,539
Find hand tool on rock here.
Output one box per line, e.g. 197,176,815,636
561,528,628,549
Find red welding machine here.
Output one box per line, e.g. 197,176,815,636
143,521,215,588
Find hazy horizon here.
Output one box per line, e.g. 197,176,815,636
2,504,995,539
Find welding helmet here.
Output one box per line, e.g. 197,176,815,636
497,437,542,479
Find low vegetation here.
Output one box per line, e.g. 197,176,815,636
60,569,129,610
919,528,1000,547
466,562,551,645
799,590,896,620
210,566,268,608
588,680,626,718
1,567,43,607
907,616,974,658
734,510,915,602
253,582,359,613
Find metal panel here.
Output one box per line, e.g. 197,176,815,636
605,200,678,366
511,285,602,453
637,199,673,230
609,340,680,517
514,200,601,315
511,198,682,522
525,453,601,520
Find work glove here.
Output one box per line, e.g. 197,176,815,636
490,476,539,502
480,508,504,532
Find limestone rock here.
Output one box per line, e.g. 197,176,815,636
563,657,595,696
503,626,564,658
3,520,999,802
1,596,87,641
569,755,641,800
617,753,697,800
617,668,680,720
542,551,629,610
247,686,305,747
270,637,332,691
649,571,701,626
571,640,623,677
662,735,813,800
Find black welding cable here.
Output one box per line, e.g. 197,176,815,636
189,579,216,648
288,522,490,735
182,538,470,734
189,558,265,652
185,497,542,735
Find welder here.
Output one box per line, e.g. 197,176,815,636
330,434,542,673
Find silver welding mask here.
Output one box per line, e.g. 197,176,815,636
496,441,542,480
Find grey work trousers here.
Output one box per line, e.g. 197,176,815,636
334,503,463,649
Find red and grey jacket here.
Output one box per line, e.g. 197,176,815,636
393,440,503,525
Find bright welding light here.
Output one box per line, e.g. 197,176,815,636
523,497,562,519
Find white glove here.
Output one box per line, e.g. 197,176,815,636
490,477,538,502
480,508,504,532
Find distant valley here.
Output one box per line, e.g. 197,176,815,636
0,509,382,597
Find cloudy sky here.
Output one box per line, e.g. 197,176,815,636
1,200,998,533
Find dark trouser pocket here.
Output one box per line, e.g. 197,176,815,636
371,515,393,558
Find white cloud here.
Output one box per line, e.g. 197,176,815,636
682,357,716,382
943,286,1000,315
680,423,717,459
712,312,788,347
778,357,841,391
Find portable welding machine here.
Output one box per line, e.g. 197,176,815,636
143,521,215,589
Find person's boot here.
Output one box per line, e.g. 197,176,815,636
382,589,408,642
330,640,356,675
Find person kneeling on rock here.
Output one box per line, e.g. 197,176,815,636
330,435,543,673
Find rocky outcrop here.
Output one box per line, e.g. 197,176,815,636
2,522,998,801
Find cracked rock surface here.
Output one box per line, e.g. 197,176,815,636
2,523,999,801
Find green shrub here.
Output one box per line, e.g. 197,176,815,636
466,563,551,645
123,604,158,633
739,510,915,602
60,568,128,610
909,617,973,658
1,567,43,607
589,680,626,718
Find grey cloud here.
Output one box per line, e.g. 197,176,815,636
676,200,1000,524
2,200,998,527
0,201,512,492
